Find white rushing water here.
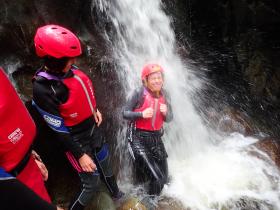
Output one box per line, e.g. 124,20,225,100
93,0,280,209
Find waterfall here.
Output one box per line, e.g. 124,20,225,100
92,0,280,209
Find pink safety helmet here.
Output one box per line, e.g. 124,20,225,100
141,64,164,81
34,24,82,58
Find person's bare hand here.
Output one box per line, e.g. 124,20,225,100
142,107,153,118
32,150,48,181
78,154,96,172
94,109,103,127
160,103,167,116
34,159,48,181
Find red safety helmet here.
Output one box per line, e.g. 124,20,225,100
141,64,164,81
34,24,82,58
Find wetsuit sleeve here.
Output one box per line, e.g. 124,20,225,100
163,90,173,122
123,88,143,120
32,77,84,159
0,178,56,210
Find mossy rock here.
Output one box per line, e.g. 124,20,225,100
117,197,147,210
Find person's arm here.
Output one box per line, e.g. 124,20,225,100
32,77,95,172
123,88,143,120
0,178,59,210
33,77,93,160
163,90,173,122
33,78,85,159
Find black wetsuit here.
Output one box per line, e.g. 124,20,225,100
0,168,56,210
32,67,121,210
123,87,173,195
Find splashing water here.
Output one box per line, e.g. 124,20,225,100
167,134,280,209
92,0,280,209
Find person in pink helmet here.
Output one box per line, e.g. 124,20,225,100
123,64,173,195
32,24,123,210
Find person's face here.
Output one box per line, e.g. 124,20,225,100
63,58,76,72
146,71,163,92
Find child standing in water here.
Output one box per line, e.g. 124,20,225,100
32,24,123,210
123,63,173,195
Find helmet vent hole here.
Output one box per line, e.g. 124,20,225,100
51,27,58,30
39,45,43,49
70,46,77,49
61,32,67,34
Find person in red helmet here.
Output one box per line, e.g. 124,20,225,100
32,24,123,210
123,63,173,195
0,67,51,202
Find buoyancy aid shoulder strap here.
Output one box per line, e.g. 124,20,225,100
72,73,98,120
36,71,61,81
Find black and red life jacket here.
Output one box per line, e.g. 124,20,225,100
36,67,97,127
0,68,36,172
134,88,166,131
59,69,97,126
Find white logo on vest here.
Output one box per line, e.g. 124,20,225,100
44,115,62,127
8,128,23,144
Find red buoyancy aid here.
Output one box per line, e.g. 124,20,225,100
17,156,51,202
59,69,97,126
0,69,36,171
134,88,166,131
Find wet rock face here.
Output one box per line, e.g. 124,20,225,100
205,105,280,170
156,197,187,210
254,137,280,169
117,197,147,210
219,196,274,210
162,0,280,135
0,1,38,60
0,0,105,68
217,108,254,136
205,107,254,136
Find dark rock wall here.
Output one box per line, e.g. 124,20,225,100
163,0,280,136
